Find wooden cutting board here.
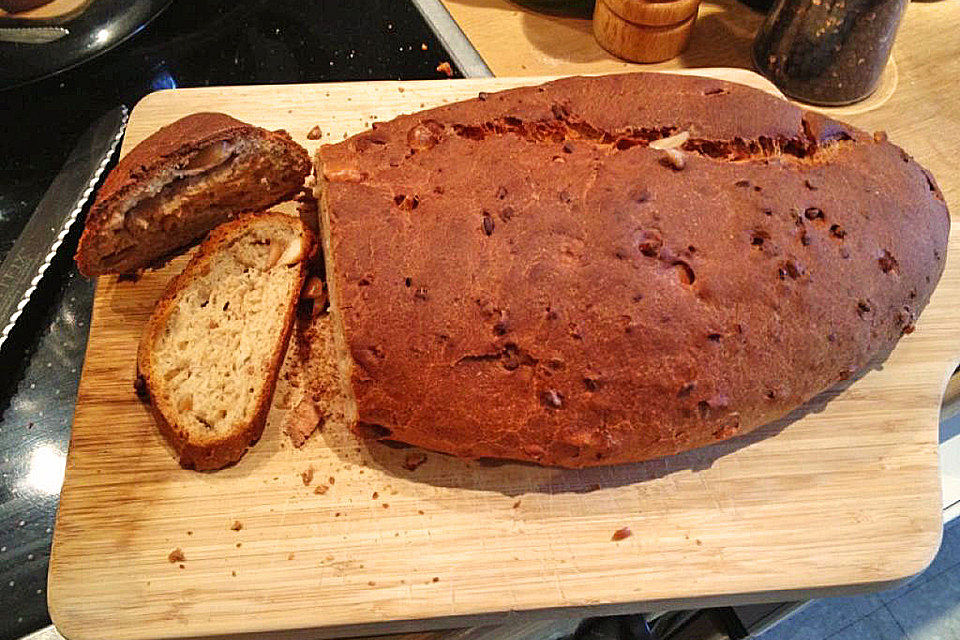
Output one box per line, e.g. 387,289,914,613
49,71,960,640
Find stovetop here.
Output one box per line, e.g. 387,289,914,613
0,2,456,638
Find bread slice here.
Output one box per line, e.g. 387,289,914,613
76,112,311,277
136,212,314,470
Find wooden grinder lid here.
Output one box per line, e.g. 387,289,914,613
593,0,700,63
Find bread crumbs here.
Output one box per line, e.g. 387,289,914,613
301,467,315,486
168,548,185,563
284,399,322,447
436,61,453,77
307,125,322,140
372,491,379,499
403,452,427,471
612,527,633,541
230,521,243,531
314,485,329,495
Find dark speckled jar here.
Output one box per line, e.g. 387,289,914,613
752,0,909,105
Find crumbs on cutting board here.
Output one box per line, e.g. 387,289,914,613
230,520,243,531
301,467,314,486
306,125,322,140
402,451,427,471
168,548,185,563
612,527,633,542
314,484,328,495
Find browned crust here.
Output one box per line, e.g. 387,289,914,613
76,112,311,277
136,211,315,471
317,72,950,468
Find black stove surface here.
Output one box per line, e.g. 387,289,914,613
0,2,456,638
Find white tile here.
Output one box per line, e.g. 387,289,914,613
942,414,960,513
754,595,884,640
831,606,905,640
886,565,960,640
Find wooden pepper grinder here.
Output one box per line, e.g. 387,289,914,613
593,0,700,63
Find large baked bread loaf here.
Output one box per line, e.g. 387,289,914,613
136,212,314,470
76,112,310,276
315,72,949,468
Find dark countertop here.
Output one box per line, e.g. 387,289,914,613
0,2,456,638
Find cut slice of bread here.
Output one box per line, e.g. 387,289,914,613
76,112,311,277
136,212,314,470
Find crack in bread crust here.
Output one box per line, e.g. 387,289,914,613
445,115,848,163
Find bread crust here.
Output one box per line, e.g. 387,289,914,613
137,212,315,471
317,72,950,467
76,112,311,277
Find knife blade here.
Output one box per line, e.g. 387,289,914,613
0,104,127,351
0,26,69,43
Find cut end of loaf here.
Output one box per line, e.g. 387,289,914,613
138,212,314,470
314,169,360,435
77,120,310,277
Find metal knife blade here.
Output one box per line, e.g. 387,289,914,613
0,104,127,351
0,26,69,44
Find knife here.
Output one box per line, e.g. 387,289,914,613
0,27,70,44
0,26,69,43
0,104,127,351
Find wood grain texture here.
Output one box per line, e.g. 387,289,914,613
593,1,697,62
49,72,958,640
602,0,701,26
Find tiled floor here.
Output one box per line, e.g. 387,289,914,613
754,518,960,640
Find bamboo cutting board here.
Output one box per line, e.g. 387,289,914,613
49,72,960,640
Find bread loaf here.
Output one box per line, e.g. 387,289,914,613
315,72,949,467
76,113,310,276
136,212,314,470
